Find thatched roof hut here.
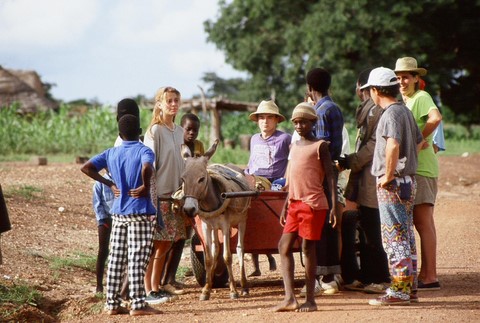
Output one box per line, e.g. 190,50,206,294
0,66,58,114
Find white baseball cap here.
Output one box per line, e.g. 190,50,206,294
360,67,399,89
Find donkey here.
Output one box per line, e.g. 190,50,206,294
181,141,251,301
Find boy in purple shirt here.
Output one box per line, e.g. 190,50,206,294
245,100,291,183
245,100,291,277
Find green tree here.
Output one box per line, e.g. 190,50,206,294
201,72,246,100
205,0,480,124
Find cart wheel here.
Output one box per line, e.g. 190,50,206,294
191,233,206,286
190,233,229,288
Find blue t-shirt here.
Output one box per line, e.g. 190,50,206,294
90,141,156,216
314,96,344,160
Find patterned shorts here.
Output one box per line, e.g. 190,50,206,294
153,199,186,241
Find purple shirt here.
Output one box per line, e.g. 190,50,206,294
246,130,291,181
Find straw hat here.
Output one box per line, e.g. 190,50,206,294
249,100,286,122
291,102,317,121
394,57,427,76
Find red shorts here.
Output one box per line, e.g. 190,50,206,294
283,200,326,241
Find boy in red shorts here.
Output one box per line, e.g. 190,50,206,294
273,102,337,313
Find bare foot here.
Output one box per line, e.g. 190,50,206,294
296,301,317,312
272,300,299,312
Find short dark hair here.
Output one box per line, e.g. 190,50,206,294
372,84,400,98
117,98,139,121
306,68,331,94
180,113,200,127
357,68,373,87
118,115,141,140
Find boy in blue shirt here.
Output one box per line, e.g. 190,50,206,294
81,114,161,316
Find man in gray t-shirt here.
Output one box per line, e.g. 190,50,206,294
360,67,423,307
372,102,422,178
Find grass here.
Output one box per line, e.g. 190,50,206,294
175,265,191,281
4,185,43,200
438,139,480,156
210,146,250,165
0,147,252,165
0,282,41,306
49,252,97,273
0,154,89,163
0,282,42,321
88,300,105,315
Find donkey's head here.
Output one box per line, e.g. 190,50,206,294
181,140,219,217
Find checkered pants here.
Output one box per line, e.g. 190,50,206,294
106,214,154,310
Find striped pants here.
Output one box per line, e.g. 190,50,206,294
106,214,154,310
377,176,418,300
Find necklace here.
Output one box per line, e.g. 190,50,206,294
164,123,175,132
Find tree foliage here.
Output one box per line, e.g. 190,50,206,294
205,0,480,124
201,72,253,101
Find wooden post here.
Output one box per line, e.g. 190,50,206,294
31,156,47,165
197,86,212,146
239,134,252,151
210,104,222,147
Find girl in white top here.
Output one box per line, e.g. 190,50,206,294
143,87,185,302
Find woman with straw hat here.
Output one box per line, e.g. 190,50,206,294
394,57,443,291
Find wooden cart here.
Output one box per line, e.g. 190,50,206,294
190,190,301,287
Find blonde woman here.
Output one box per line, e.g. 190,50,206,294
143,87,186,304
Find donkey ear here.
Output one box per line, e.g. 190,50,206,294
204,139,220,160
181,144,192,159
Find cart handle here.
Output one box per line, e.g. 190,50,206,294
221,191,288,199
221,191,259,199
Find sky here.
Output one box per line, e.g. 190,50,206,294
0,0,243,105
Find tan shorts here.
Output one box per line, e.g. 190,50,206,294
414,175,438,205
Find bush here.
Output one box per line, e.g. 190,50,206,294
443,123,470,140
0,104,152,156
221,111,258,143
210,146,250,165
2,104,479,159
469,124,480,140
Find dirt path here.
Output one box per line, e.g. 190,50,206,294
1,155,479,322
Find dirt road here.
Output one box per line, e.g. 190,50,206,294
0,155,479,322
